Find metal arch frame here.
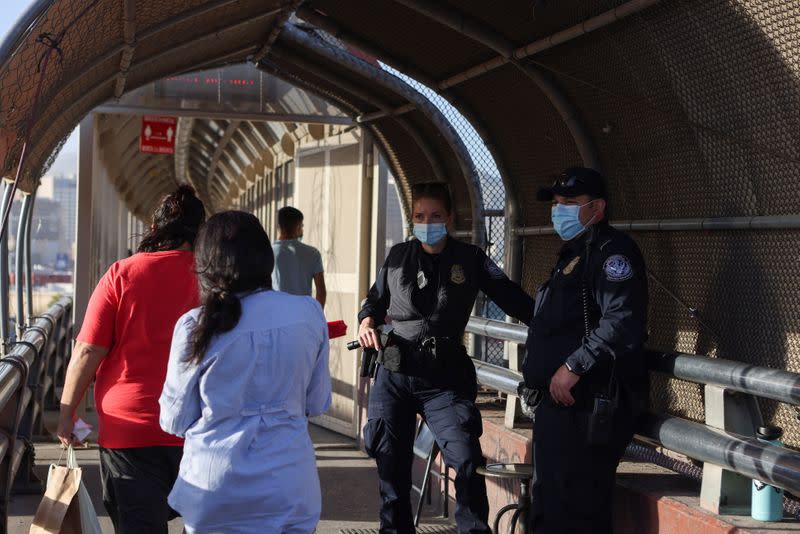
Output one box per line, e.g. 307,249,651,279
24,191,35,323
0,0,56,68
392,0,601,171
0,182,15,348
14,193,33,339
114,0,137,98
206,120,244,195
250,122,281,148
275,24,486,246
296,5,523,277
174,116,194,185
229,129,259,164
267,46,450,186
102,108,300,217
22,18,273,191
121,164,174,211
256,58,416,230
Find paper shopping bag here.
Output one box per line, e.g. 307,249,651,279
30,446,102,534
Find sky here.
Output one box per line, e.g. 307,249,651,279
1,0,78,176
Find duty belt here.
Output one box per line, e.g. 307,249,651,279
378,335,466,376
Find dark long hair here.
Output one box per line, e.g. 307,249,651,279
137,185,205,253
189,211,274,364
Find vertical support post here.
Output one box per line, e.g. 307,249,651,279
15,193,32,339
503,342,524,429
117,196,128,260
370,147,388,276
357,132,376,445
0,181,15,351
24,191,35,326
74,114,95,334
699,384,764,514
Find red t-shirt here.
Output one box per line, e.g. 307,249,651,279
77,250,199,448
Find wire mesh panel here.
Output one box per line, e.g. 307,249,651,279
382,65,509,365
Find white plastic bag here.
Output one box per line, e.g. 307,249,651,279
30,446,103,534
67,447,102,534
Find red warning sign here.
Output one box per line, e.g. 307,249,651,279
140,115,177,154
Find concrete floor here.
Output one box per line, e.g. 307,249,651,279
8,413,454,533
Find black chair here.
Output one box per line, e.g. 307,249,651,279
412,420,450,526
476,463,533,534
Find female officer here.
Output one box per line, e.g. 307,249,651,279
357,182,534,533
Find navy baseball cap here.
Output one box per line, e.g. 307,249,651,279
537,167,607,201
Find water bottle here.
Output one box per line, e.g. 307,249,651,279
751,426,784,522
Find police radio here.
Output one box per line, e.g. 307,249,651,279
582,242,618,446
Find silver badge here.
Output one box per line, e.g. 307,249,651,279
417,270,428,289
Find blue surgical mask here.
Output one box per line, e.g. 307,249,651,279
551,201,596,241
413,223,448,246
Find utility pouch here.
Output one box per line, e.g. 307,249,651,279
378,345,403,373
360,349,379,378
586,385,619,446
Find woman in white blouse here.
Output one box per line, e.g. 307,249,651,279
160,210,332,534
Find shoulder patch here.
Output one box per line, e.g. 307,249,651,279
603,254,633,282
484,257,506,280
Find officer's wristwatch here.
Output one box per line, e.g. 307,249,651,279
564,361,582,375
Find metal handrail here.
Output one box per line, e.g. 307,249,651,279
467,317,800,406
465,316,800,495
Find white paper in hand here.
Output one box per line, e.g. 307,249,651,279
72,418,93,442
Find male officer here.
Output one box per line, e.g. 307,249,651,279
523,167,649,534
358,182,534,534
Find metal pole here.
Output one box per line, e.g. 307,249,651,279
92,104,355,126
0,182,14,350
649,350,800,406
473,359,524,396
467,316,529,345
638,414,800,496
14,193,32,339
24,191,35,325
465,316,800,407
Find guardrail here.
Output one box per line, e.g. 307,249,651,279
0,297,73,533
0,355,27,532
466,316,800,515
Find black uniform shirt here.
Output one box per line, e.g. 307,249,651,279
523,221,649,394
358,237,534,343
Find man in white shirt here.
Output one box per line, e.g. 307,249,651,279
272,206,327,309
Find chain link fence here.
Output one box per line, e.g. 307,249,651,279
382,65,509,365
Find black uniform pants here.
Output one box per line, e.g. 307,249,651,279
99,446,182,534
530,396,635,534
364,366,490,534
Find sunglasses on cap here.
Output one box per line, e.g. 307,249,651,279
553,173,586,189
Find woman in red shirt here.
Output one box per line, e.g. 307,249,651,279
57,185,205,534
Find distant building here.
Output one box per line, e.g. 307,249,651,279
9,197,62,269
7,174,77,271
38,174,77,262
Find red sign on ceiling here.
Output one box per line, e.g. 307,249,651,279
140,115,177,154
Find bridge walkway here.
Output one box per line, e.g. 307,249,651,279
8,409,455,533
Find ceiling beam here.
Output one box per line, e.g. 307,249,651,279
114,0,137,98
92,104,353,126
